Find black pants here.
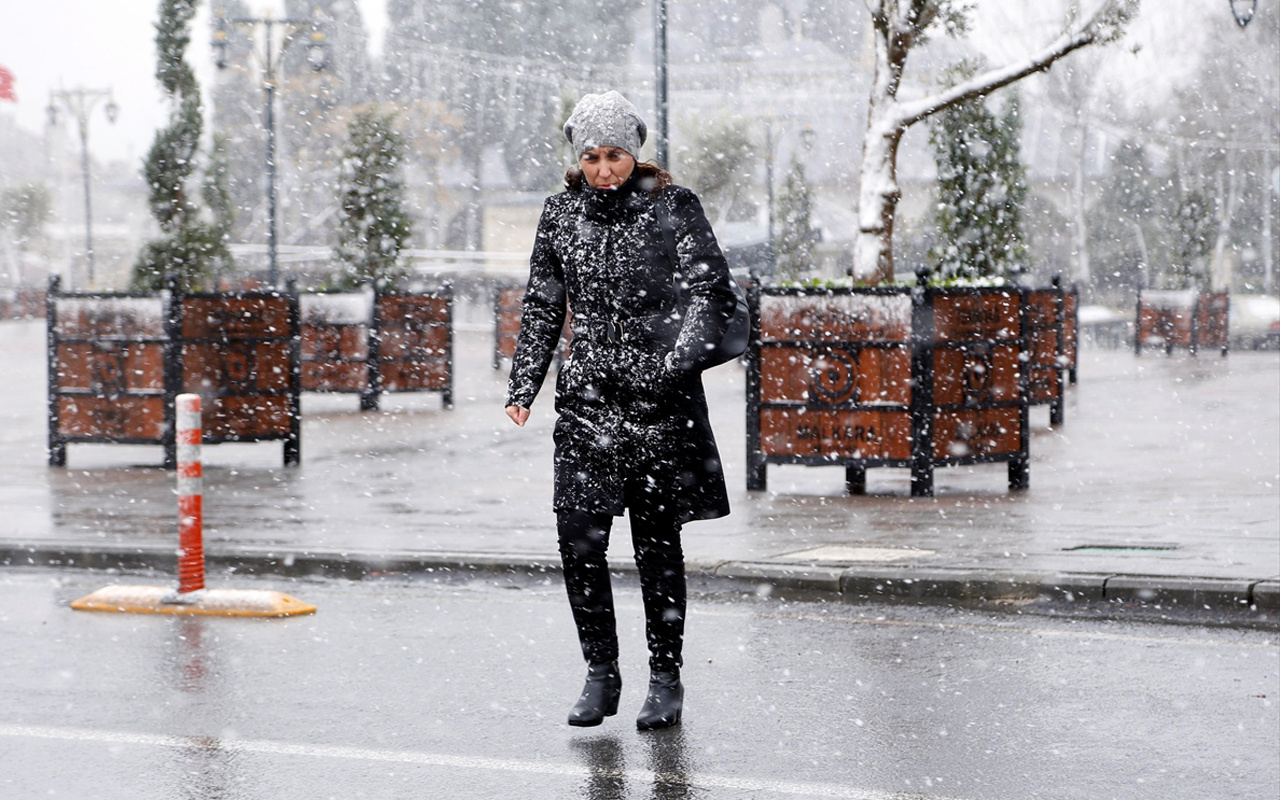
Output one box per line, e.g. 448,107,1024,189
557,500,686,673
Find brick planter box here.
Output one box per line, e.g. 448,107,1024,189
1136,289,1229,356
301,288,454,410
745,277,1071,497
47,276,300,467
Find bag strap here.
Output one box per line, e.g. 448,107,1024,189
655,191,689,321
654,192,680,277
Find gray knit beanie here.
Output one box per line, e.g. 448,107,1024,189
563,91,647,161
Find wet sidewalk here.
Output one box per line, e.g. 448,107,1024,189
1,316,1277,618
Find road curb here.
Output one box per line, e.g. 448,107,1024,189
1103,575,1256,611
1251,580,1280,611
838,566,1044,603
0,542,562,581
1035,571,1113,603
2,541,1275,624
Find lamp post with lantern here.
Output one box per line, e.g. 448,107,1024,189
47,87,117,288
1229,0,1257,28
212,13,329,287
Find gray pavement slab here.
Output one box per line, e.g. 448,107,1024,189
1,312,1277,618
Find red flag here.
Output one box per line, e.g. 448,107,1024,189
0,66,15,102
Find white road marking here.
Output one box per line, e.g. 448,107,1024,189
0,722,960,800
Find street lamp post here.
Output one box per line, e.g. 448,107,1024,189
765,120,777,274
654,0,669,168
213,14,329,287
47,87,117,288
1229,0,1257,28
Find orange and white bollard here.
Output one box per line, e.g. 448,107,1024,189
69,394,315,617
175,393,205,596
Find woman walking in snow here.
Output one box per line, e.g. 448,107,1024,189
505,90,736,731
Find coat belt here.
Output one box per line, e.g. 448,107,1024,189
571,314,681,347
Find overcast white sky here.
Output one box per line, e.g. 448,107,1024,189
0,0,389,165
0,0,1221,167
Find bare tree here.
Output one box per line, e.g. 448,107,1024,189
854,0,1139,284
1037,50,1106,291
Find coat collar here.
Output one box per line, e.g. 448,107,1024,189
579,174,651,222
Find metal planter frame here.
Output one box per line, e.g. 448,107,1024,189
47,276,302,468
1135,289,1229,356
745,277,1053,497
300,286,455,410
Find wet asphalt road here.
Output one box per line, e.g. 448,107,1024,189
2,568,1276,799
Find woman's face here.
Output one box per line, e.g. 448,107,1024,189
579,146,635,190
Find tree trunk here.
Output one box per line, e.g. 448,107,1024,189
855,111,906,284
1071,110,1092,288
853,2,909,284
1211,156,1241,291
1264,148,1274,295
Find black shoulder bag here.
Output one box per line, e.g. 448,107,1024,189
655,196,751,368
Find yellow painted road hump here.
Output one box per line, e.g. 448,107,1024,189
70,585,316,617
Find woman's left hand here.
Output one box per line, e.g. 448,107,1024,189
506,405,530,427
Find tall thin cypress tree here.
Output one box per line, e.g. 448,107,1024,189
334,109,413,289
928,70,1029,283
132,0,230,291
1170,189,1214,290
1086,139,1160,299
775,156,815,283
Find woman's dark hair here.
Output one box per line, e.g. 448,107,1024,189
564,160,673,196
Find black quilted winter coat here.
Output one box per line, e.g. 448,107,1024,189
506,175,736,524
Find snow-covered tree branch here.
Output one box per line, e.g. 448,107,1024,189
854,0,1140,284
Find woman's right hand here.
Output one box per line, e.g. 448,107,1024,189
505,405,530,427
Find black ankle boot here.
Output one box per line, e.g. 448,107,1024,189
636,670,683,731
568,661,622,727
